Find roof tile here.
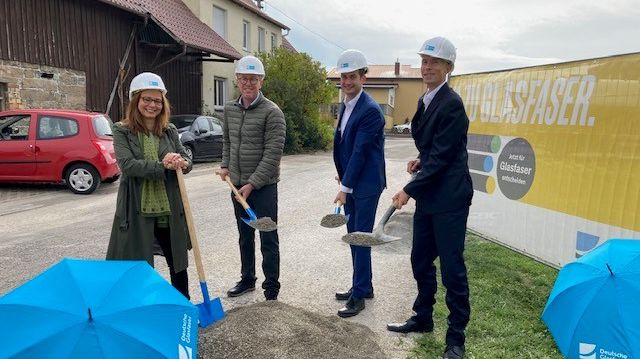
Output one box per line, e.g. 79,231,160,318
100,0,242,59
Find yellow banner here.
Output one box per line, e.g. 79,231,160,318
451,53,640,232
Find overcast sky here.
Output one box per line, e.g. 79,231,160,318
263,0,640,74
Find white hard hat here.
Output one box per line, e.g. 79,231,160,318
336,49,368,74
235,55,265,76
129,72,167,100
418,37,456,64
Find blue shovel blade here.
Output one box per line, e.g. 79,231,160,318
197,281,225,328
242,207,258,225
335,206,350,223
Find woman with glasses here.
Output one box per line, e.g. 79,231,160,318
107,72,193,299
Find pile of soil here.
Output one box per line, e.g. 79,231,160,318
198,301,386,359
320,213,347,228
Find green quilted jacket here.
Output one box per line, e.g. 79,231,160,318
221,92,286,189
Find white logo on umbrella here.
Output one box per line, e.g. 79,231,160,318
579,342,596,359
179,344,193,359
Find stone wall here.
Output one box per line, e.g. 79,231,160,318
0,60,86,110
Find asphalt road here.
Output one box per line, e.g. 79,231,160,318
0,136,422,358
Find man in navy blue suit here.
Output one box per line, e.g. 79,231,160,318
387,37,473,359
332,49,386,318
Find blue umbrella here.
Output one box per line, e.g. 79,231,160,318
542,239,640,359
0,259,198,358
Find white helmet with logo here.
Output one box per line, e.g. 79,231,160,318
235,55,265,76
418,37,456,64
336,49,368,74
129,72,167,100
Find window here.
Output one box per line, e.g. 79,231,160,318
210,120,222,134
270,33,277,51
258,27,266,52
38,116,78,139
212,6,227,39
214,77,227,108
0,115,31,140
92,115,113,137
242,21,250,50
194,117,211,133
388,88,396,107
0,83,7,111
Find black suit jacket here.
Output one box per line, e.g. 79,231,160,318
404,82,473,213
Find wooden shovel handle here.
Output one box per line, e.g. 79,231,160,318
176,169,206,283
224,176,251,210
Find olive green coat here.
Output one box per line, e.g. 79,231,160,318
107,123,193,272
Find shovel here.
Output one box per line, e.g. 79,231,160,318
320,200,350,228
223,176,278,232
342,174,417,246
176,169,225,327
341,202,402,247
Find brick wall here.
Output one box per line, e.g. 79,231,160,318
0,60,86,110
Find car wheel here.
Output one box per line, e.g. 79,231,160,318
65,163,100,194
402,128,410,134
184,145,194,160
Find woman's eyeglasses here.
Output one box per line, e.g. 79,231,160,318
140,97,164,106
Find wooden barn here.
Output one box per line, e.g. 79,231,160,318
0,0,241,121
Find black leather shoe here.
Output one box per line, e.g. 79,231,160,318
443,345,465,359
265,292,278,301
386,318,434,333
335,288,374,301
227,282,255,297
337,298,365,318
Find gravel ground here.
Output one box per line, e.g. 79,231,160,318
196,211,416,359
198,301,387,359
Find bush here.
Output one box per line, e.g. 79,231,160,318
258,49,336,154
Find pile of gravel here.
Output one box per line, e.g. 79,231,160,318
198,301,387,359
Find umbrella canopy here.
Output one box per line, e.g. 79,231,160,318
542,239,640,359
0,259,198,358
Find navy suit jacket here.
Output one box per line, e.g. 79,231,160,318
404,82,473,213
333,91,386,199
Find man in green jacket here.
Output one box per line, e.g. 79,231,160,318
217,56,286,301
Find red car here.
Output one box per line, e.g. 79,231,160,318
0,109,120,194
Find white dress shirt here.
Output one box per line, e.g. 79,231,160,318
338,89,363,193
423,80,447,111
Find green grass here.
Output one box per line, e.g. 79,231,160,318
408,233,563,359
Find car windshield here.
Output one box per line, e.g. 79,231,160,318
93,115,113,137
170,117,196,129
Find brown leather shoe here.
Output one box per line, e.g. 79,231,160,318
337,297,365,318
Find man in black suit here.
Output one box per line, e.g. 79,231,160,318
387,37,473,359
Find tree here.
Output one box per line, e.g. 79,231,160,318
258,49,336,154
